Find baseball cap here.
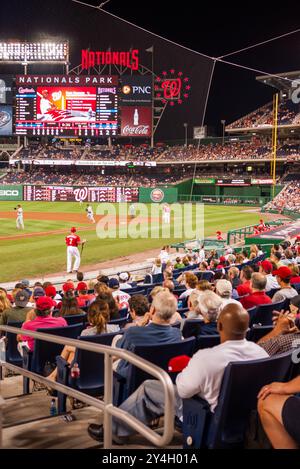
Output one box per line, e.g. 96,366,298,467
15,289,30,307
76,281,88,291
168,355,191,373
108,278,119,289
216,231,221,235
33,287,45,298
273,266,292,280
45,285,57,298
260,260,273,274
21,279,30,288
36,296,55,312
216,279,233,296
70,227,76,233
62,281,75,293
219,256,226,263
119,272,129,282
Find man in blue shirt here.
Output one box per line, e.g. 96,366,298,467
115,291,182,378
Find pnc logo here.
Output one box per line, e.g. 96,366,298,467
150,189,164,203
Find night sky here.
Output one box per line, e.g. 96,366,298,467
1,0,300,139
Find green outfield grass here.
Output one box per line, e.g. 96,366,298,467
0,201,263,283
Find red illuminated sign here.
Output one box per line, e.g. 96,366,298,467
155,70,191,106
81,49,139,70
120,106,152,137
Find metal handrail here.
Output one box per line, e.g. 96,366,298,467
0,325,175,449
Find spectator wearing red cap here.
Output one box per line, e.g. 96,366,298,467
240,273,272,310
259,260,279,292
44,284,62,305
20,296,67,351
272,267,298,304
62,281,75,295
76,281,95,308
216,256,226,270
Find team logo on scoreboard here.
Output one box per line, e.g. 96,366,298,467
155,70,191,106
150,189,164,203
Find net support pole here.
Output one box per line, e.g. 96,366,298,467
271,93,279,199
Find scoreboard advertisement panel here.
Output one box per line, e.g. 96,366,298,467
23,185,139,202
15,75,118,137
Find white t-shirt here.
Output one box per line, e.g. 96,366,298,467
176,339,268,412
159,250,169,263
112,289,131,309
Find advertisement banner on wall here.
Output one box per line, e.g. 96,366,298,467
0,75,14,104
194,178,216,184
23,185,139,202
139,187,178,203
0,105,13,135
119,76,152,106
120,106,152,137
0,185,23,201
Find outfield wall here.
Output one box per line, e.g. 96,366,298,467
0,185,178,203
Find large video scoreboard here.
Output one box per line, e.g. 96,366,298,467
15,75,119,137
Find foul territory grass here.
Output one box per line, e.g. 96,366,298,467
0,202,263,282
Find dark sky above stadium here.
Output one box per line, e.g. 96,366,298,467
1,0,300,140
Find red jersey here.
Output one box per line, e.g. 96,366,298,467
65,234,81,247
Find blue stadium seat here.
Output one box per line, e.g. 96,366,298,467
64,313,87,325
115,337,195,405
194,334,220,352
266,288,280,298
182,319,218,339
249,301,285,327
183,351,293,449
6,321,23,367
108,318,128,328
22,323,84,394
57,331,123,414
247,325,274,342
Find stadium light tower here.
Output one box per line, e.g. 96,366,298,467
221,120,226,145
183,122,188,147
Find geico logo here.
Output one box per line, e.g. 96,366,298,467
132,86,151,94
0,190,19,196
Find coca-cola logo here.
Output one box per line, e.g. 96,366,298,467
150,188,164,203
122,125,150,136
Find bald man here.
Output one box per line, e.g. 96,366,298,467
88,303,268,443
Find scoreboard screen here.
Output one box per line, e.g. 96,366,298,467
23,185,139,202
15,75,118,137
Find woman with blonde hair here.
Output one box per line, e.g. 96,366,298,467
183,290,222,336
0,289,12,314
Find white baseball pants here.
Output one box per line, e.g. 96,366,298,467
67,246,81,272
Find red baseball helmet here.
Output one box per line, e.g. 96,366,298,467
70,227,76,233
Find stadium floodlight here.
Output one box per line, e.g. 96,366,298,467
0,41,69,63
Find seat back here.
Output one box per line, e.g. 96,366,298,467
247,325,274,342
6,321,23,366
71,332,123,392
64,313,87,325
194,334,220,352
32,323,83,374
250,301,284,326
208,351,293,448
108,318,128,329
182,319,218,339
127,338,196,396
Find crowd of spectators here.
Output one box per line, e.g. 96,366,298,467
228,99,300,130
265,181,300,213
1,236,300,448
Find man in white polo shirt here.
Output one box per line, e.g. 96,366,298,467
88,303,268,442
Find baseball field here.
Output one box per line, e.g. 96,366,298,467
0,201,268,283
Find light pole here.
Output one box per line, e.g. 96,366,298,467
221,120,226,145
183,123,188,147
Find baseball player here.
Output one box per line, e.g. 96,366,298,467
65,227,86,273
15,204,24,230
216,231,224,241
162,203,170,224
129,204,136,219
86,204,96,224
